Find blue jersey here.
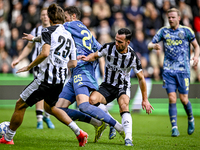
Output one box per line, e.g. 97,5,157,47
152,25,195,74
63,21,102,69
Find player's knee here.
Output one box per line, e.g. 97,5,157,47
16,98,28,110
89,95,98,105
119,103,129,112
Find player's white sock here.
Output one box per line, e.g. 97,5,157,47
5,127,16,141
90,117,102,127
98,104,120,125
68,121,80,136
114,122,123,133
36,109,43,122
44,111,50,118
122,112,132,141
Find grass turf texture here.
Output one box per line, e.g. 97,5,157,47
0,108,199,150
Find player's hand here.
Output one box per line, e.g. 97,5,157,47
22,33,34,41
16,66,31,73
11,59,20,68
191,56,199,67
153,44,161,50
142,100,154,114
77,55,88,61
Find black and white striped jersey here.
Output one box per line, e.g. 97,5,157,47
30,25,43,61
98,42,142,89
37,24,76,84
30,25,43,76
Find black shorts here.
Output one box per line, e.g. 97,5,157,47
20,79,63,107
98,82,130,104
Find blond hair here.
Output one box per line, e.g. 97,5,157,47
167,8,181,16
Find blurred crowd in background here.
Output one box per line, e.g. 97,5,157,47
0,0,200,82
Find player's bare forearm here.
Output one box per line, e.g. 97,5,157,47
148,42,161,51
80,51,100,62
68,60,77,68
191,39,200,66
22,33,41,42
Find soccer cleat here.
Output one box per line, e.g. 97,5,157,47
77,130,88,147
171,128,180,137
109,126,116,140
37,121,43,129
125,138,133,146
43,117,55,129
0,135,14,145
94,122,107,142
188,118,195,135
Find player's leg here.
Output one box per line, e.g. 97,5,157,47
58,83,104,142
0,98,28,144
178,74,194,135
44,83,88,147
80,90,124,136
168,92,179,136
179,94,195,135
163,72,179,136
57,84,103,127
118,94,133,146
98,104,116,140
1,79,41,144
44,102,88,147
35,100,44,129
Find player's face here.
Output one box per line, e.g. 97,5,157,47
64,11,73,22
115,33,129,53
168,11,180,30
40,10,50,26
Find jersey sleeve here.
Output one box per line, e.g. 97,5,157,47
152,27,164,43
69,37,77,61
185,27,195,42
41,28,51,45
91,35,102,52
98,43,109,57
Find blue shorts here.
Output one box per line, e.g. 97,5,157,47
162,72,190,94
59,64,98,104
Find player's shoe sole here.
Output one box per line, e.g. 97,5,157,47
0,135,14,145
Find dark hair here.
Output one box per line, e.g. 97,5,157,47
118,28,132,40
64,6,81,20
48,4,65,24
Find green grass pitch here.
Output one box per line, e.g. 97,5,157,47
0,108,199,150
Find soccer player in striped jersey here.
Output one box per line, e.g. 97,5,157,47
78,28,154,146
11,7,55,130
148,8,200,137
0,4,88,147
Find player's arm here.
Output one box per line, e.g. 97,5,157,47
22,33,41,42
77,51,100,62
136,71,154,114
99,57,105,78
191,39,200,66
68,60,77,68
147,42,161,51
17,44,50,73
11,42,35,68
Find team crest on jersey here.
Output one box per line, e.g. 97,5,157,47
178,32,184,39
42,28,49,32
